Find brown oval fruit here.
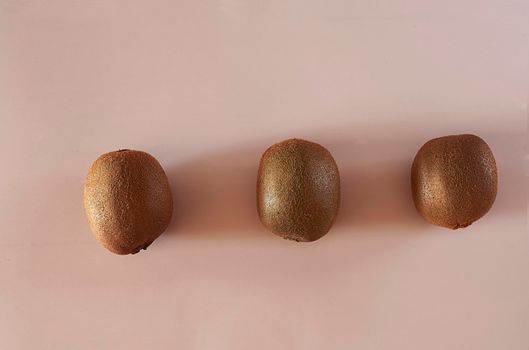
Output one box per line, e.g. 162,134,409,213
411,134,497,229
84,150,173,254
257,138,340,242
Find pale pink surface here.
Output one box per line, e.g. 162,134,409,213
1,1,528,349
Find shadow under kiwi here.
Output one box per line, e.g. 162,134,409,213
482,133,527,220
163,144,265,238
323,137,432,234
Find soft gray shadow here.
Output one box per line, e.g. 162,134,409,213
164,144,264,238
484,134,527,219
323,137,432,233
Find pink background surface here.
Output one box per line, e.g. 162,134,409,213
1,1,528,349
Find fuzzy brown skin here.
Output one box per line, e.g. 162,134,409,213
257,139,340,242
411,134,497,229
84,150,173,254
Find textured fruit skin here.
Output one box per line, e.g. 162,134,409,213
411,134,497,229
257,139,340,242
84,150,173,254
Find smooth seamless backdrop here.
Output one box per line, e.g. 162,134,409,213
1,1,528,349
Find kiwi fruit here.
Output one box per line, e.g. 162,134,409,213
411,134,497,229
84,149,173,254
257,138,340,242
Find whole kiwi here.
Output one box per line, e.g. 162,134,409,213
411,134,497,229
257,138,340,242
84,149,173,254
